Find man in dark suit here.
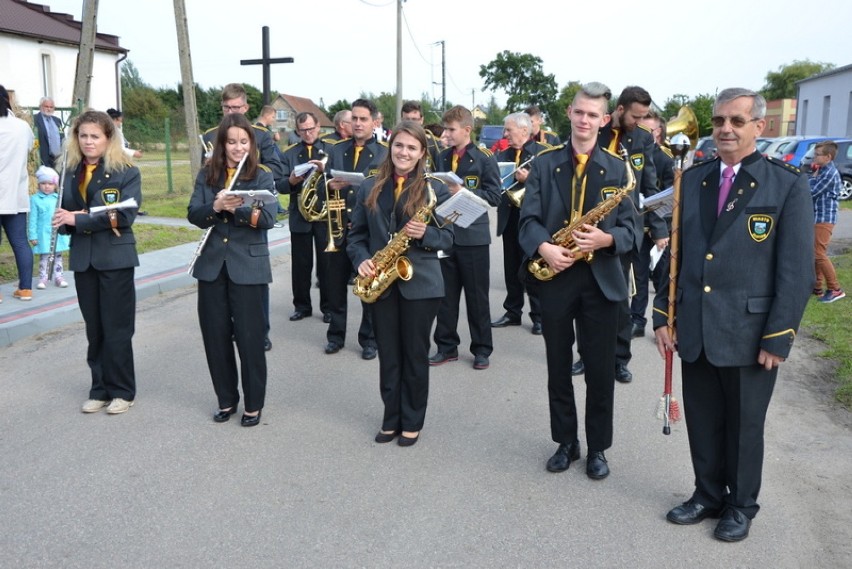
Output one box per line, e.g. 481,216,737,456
519,82,637,480
491,112,548,334
429,105,501,370
35,97,63,168
654,88,813,542
322,98,387,360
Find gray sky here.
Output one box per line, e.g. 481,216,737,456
44,0,850,114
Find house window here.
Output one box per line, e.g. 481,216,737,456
276,110,288,121
800,99,808,134
769,119,775,132
41,54,53,97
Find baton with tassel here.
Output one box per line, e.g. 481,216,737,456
46,144,69,283
657,133,690,435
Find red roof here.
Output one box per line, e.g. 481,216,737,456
277,94,333,128
0,0,127,53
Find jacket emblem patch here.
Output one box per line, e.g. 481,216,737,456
465,176,479,189
748,214,774,242
101,189,119,204
630,153,644,171
601,187,618,200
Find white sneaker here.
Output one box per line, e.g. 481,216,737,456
37,279,47,290
81,399,109,413
106,398,134,414
55,278,68,288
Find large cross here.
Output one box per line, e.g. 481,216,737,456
240,26,294,105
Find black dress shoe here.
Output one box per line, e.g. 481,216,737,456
615,363,633,383
429,351,458,366
630,323,645,338
289,310,312,321
264,336,272,351
586,450,610,480
545,441,580,472
213,407,237,423
714,508,751,542
375,430,399,443
398,432,419,446
323,312,332,324
473,354,489,370
531,321,543,335
571,359,585,376
666,499,722,525
362,346,377,360
241,411,261,427
491,314,521,328
324,342,342,354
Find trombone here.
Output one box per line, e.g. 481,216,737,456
501,155,534,208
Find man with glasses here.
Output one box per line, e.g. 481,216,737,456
654,88,812,542
35,97,63,168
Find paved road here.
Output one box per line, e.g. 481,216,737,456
0,214,850,568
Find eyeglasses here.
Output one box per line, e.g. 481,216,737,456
221,104,246,112
298,125,317,134
710,115,759,128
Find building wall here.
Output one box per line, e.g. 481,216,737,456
764,99,796,137
0,33,122,115
796,69,852,137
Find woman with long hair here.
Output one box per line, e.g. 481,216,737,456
347,120,454,446
53,110,141,414
187,113,277,427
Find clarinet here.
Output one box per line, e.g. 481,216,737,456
187,151,249,275
46,145,69,282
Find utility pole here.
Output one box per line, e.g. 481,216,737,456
432,40,446,111
173,0,201,175
72,0,98,109
395,0,403,122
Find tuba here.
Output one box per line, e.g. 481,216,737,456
297,150,329,222
665,106,698,148
352,183,438,303
527,146,636,281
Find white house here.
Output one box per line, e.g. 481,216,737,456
795,63,852,137
0,0,128,114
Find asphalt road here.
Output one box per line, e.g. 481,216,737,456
1,216,851,568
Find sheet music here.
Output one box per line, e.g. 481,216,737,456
435,189,489,229
498,162,516,191
293,162,316,177
223,189,279,205
89,198,139,214
431,171,464,186
641,186,674,218
329,169,365,185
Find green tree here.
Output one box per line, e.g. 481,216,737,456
662,94,690,122
479,50,557,113
547,81,583,140
120,59,147,91
760,60,835,100
690,94,716,137
122,86,170,143
326,99,351,120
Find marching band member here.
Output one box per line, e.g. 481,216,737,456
348,121,453,446
491,112,549,335
401,100,443,171
524,105,560,146
188,114,278,427
53,110,142,415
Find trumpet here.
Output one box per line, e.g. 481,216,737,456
199,134,214,161
324,176,347,253
501,155,534,208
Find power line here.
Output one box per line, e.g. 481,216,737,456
358,0,395,6
400,5,431,65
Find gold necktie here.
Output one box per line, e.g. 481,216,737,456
607,129,620,154
451,153,459,172
575,154,588,178
514,149,521,166
224,167,236,189
79,164,97,203
306,145,312,159
394,176,405,203
353,146,363,169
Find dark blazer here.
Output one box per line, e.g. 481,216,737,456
280,139,332,234
436,142,502,246
202,124,285,191
495,139,549,236
652,152,813,365
347,176,454,301
61,162,141,271
35,112,63,167
325,137,388,239
187,166,278,285
518,144,637,302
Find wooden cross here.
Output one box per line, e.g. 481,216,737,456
240,26,294,105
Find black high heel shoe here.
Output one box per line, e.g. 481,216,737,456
374,430,399,443
241,410,262,427
213,407,237,423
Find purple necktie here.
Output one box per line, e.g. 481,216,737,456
717,166,735,216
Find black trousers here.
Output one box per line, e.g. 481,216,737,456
372,286,440,432
75,267,136,401
290,223,329,314
682,352,777,519
198,266,267,413
500,208,541,323
433,245,493,356
325,248,375,348
575,254,632,367
630,231,670,328
540,262,617,451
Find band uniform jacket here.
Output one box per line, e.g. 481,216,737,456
652,152,813,366
281,138,332,234
35,112,64,167
187,165,278,285
425,130,443,172
202,124,285,192
495,139,549,236
534,129,560,147
60,161,142,271
436,142,502,246
347,176,454,301
518,145,638,302
598,123,668,244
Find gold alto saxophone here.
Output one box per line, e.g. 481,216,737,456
527,146,636,282
352,183,438,303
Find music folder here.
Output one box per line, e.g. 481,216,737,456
641,186,675,218
224,189,278,205
435,189,489,229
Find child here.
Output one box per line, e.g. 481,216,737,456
28,165,70,288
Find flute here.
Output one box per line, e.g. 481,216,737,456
187,150,249,275
46,145,69,282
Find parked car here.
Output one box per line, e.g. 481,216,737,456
756,137,774,153
478,125,504,151
764,136,801,160
800,138,852,200
774,136,832,167
692,136,717,164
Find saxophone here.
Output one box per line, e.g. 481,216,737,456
528,147,636,282
353,184,438,304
